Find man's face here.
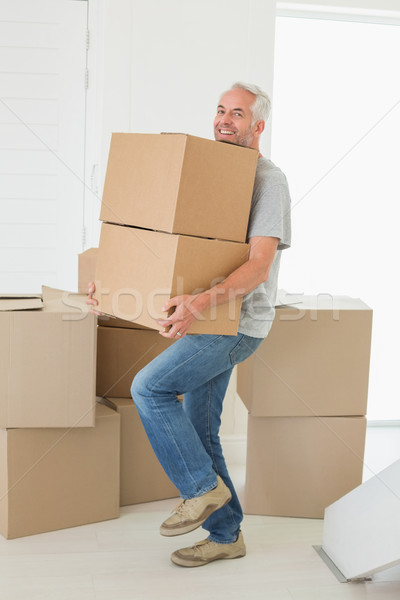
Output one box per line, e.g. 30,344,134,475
214,88,259,149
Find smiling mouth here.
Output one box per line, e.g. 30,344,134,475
218,129,235,135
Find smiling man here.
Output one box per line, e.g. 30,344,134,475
88,82,291,568
214,85,265,149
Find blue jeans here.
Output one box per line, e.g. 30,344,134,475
130,333,263,544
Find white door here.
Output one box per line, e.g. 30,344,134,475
0,0,87,293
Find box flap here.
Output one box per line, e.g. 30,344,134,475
275,289,303,307
104,397,133,409
0,295,43,312
41,286,64,302
78,247,98,258
41,286,91,316
275,291,372,311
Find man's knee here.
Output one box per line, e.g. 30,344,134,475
130,368,148,406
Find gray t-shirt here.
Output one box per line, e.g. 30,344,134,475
238,157,291,338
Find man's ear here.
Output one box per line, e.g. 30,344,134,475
253,120,265,137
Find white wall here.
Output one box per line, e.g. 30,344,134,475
128,0,276,140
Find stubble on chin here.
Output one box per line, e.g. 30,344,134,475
215,130,253,149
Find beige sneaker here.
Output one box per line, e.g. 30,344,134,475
160,475,232,537
171,531,246,567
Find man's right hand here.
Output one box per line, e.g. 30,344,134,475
86,281,103,316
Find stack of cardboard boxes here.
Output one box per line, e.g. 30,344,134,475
0,287,120,539
237,295,373,518
93,133,258,333
81,259,183,504
85,133,259,506
96,315,180,505
81,250,183,505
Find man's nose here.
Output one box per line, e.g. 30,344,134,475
220,112,233,124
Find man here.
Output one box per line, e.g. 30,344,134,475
88,82,291,568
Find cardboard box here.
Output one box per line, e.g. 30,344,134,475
104,398,179,506
94,223,249,334
244,415,367,519
0,403,120,539
237,296,372,417
76,248,148,330
77,248,148,330
0,287,96,428
78,247,98,293
97,326,176,398
100,133,258,243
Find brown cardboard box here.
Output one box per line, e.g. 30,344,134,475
0,287,96,428
104,398,178,506
94,223,249,334
97,326,176,398
78,247,98,293
237,296,372,417
77,248,148,330
0,403,120,539
244,415,367,519
100,133,258,243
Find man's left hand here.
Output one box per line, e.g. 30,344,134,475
156,294,202,339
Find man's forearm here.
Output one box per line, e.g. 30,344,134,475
190,256,271,315
157,237,279,338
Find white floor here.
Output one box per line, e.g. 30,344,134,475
0,425,399,600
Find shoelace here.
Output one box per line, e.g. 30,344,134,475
172,497,202,516
192,539,209,548
172,500,185,514
190,539,214,555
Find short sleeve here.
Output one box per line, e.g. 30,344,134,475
246,162,292,250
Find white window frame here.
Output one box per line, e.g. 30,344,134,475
276,1,400,26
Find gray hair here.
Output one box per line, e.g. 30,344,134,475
224,82,271,126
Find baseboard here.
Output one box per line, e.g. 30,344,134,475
367,420,400,427
221,434,247,465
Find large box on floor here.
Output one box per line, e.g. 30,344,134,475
94,222,249,335
237,296,372,417
100,133,258,243
97,326,176,397
0,287,96,428
104,398,178,506
244,415,367,519
0,403,120,539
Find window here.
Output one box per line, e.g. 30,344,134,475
272,14,400,419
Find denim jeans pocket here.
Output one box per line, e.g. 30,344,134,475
229,334,263,366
